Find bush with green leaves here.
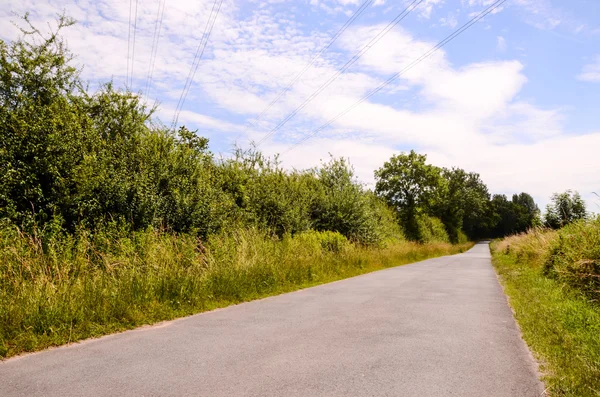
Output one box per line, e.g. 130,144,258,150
293,230,350,253
544,190,587,229
544,217,600,302
416,215,450,243
0,17,403,246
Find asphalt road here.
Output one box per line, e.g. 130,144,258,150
0,242,544,396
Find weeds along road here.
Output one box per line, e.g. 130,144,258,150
0,242,543,396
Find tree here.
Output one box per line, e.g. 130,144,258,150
485,193,540,237
375,151,443,241
433,168,490,242
0,14,87,228
544,190,587,229
512,192,540,231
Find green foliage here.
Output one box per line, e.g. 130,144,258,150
544,190,587,229
544,218,600,303
217,148,314,237
0,222,472,358
0,19,402,246
492,228,600,396
293,230,350,253
434,168,490,242
311,157,394,245
0,14,86,228
487,193,541,238
456,229,469,244
375,150,539,242
416,215,450,243
375,150,443,241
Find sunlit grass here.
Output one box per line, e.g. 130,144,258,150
491,224,600,396
0,225,471,359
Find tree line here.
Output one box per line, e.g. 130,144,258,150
0,16,586,245
374,151,543,242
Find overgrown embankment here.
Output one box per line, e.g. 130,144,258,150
491,219,600,396
0,225,471,359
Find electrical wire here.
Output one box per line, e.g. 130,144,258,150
127,0,133,89
130,0,140,88
282,0,508,155
145,0,167,95
234,0,373,143
171,0,224,130
254,0,424,146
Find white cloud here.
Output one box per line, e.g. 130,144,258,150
416,0,444,19
162,109,247,134
577,56,600,82
439,13,458,29
496,35,506,52
264,26,597,208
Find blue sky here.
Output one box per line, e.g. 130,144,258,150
1,0,599,210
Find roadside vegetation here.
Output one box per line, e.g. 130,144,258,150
491,213,600,396
0,225,471,358
0,16,542,358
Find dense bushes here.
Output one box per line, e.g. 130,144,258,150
544,218,600,303
0,21,400,246
491,221,600,395
544,190,587,229
416,215,450,243
495,218,600,305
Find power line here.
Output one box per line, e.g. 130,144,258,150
234,0,373,144
130,0,139,89
171,0,222,129
253,0,424,147
127,0,133,89
171,0,224,130
282,0,508,155
145,0,167,95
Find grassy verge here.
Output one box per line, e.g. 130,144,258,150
0,225,472,359
491,227,600,396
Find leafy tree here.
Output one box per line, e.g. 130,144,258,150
375,150,443,241
486,193,540,237
312,157,386,244
433,168,490,242
0,14,87,228
544,190,587,229
512,192,540,231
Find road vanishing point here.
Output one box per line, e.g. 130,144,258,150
1,242,544,396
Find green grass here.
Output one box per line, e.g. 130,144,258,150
491,228,600,396
0,225,472,359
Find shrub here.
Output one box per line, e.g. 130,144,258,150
293,230,350,253
416,215,450,243
456,230,469,244
544,218,600,303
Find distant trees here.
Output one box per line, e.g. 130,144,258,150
375,151,540,242
434,167,490,243
544,190,587,229
488,193,540,237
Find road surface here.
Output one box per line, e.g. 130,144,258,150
0,242,543,396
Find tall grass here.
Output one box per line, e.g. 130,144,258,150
0,224,471,359
491,220,600,396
